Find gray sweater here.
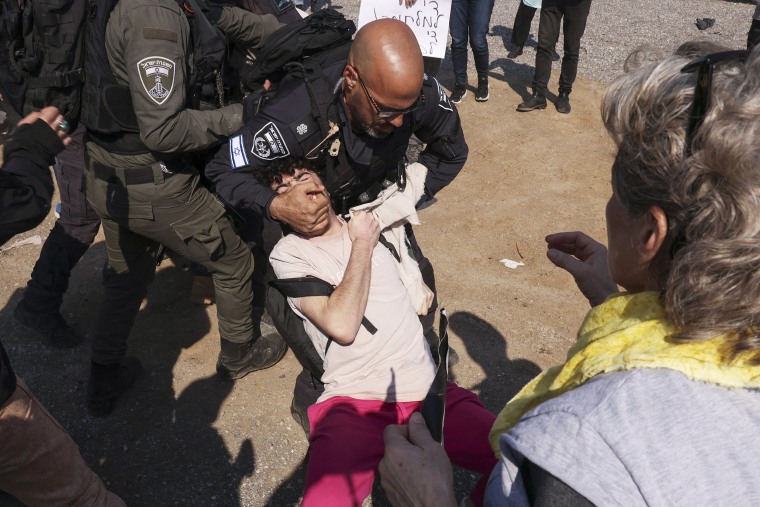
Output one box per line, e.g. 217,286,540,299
486,368,760,506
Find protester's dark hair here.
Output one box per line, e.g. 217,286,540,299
255,157,324,188
602,42,760,362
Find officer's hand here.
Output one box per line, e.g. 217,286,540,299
546,231,619,307
270,181,329,236
348,211,380,249
17,107,72,147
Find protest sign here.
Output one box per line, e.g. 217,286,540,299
358,0,452,59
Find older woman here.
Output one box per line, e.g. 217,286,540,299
378,43,760,505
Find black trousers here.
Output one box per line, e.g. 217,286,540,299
532,0,592,95
511,0,537,47
21,125,101,315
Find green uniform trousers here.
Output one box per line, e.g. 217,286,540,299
84,159,254,365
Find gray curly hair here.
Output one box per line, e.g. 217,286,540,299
601,41,760,362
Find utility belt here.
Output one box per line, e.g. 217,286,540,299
88,159,187,186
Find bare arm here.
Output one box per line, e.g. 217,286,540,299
299,212,380,344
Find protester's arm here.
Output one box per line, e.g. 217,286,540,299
298,212,380,344
545,231,619,307
379,412,458,507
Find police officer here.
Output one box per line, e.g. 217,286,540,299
82,0,286,417
205,19,468,431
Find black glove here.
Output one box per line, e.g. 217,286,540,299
4,119,64,169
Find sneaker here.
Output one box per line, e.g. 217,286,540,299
556,91,571,114
507,45,524,59
87,357,143,417
516,92,547,112
216,333,288,381
475,76,489,102
449,83,467,104
14,301,83,348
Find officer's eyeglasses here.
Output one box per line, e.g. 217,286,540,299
680,49,747,154
354,68,424,119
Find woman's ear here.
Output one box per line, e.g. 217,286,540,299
637,205,668,264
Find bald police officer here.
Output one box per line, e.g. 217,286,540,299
83,0,285,416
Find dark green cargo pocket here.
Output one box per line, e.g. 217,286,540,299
104,184,154,220
170,207,227,260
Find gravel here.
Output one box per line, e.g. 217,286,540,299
326,0,756,84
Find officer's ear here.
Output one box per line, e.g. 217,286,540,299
343,65,357,87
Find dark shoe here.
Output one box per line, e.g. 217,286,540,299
216,333,288,381
507,45,524,59
14,301,83,348
449,82,467,104
291,368,324,437
475,76,489,102
517,92,547,112
556,91,571,114
551,47,561,62
87,358,143,417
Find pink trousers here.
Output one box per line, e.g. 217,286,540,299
303,382,497,507
0,377,126,507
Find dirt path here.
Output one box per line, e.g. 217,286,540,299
0,68,613,505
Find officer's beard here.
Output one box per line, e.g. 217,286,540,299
360,121,393,139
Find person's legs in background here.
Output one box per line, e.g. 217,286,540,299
509,0,536,58
15,125,100,348
449,0,470,103
468,0,495,101
556,0,592,113
517,3,562,111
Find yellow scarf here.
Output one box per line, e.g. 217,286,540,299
488,291,760,455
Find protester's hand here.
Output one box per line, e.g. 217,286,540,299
348,211,380,248
418,282,434,315
269,181,329,236
400,0,417,7
379,412,458,507
546,231,619,307
17,107,72,147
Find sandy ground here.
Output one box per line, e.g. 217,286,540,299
0,1,754,505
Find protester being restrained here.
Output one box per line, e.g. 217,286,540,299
260,157,496,507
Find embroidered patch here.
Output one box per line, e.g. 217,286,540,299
290,114,317,143
229,134,249,169
434,78,453,112
251,122,290,160
137,56,175,105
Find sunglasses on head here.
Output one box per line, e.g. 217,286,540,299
352,67,424,119
680,49,748,153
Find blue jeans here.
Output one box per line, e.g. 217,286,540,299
449,0,495,84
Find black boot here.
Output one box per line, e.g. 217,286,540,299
14,301,83,348
87,357,142,417
507,45,524,59
556,91,571,114
216,334,288,381
517,91,547,112
290,368,324,437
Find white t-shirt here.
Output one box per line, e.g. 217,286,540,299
270,221,436,403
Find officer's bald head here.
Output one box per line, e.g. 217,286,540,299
349,20,423,96
343,20,424,137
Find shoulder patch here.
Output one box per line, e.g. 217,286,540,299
229,134,249,170
137,56,175,105
251,122,291,161
434,78,453,112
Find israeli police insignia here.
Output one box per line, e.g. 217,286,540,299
434,78,453,112
251,122,290,161
137,56,175,105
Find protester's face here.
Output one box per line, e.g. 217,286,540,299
344,65,420,139
273,168,323,196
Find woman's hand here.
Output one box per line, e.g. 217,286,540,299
546,231,619,307
17,107,72,147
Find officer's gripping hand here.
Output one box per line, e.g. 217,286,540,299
270,181,329,237
546,231,619,307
